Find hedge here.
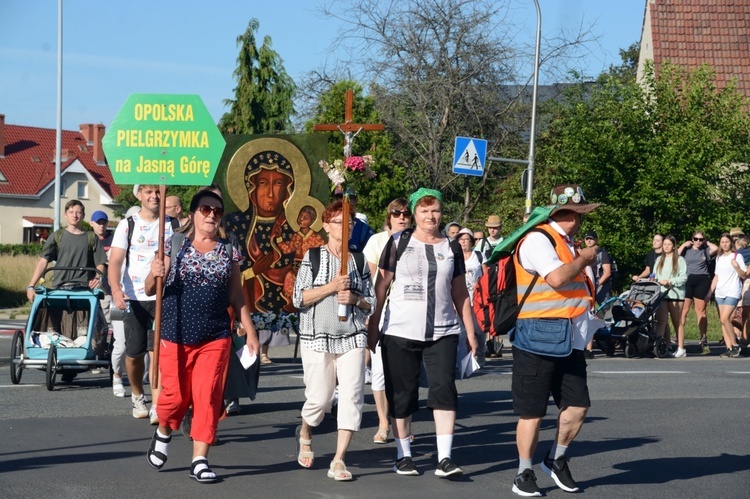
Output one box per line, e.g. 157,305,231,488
0,244,43,256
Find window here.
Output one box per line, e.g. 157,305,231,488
60,180,67,198
77,181,88,199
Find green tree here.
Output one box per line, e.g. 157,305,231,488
304,81,407,231
535,55,750,290
319,0,595,227
219,18,296,134
111,185,198,220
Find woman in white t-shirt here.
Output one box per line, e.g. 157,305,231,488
455,227,486,364
361,198,412,445
367,188,477,478
709,233,747,357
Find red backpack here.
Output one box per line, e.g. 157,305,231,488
473,228,555,337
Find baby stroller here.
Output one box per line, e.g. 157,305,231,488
593,280,669,358
9,267,110,390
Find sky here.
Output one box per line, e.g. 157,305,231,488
0,0,645,132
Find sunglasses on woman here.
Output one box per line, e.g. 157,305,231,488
197,205,224,218
390,209,411,218
692,237,704,242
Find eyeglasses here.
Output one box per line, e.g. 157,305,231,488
197,205,224,218
693,237,704,242
390,209,411,218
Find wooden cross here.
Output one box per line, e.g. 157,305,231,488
313,89,384,158
313,89,385,320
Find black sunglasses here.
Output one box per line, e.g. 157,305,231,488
390,209,411,218
197,205,224,218
693,237,704,242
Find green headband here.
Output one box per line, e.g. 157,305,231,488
409,188,443,212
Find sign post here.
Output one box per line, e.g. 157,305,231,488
103,93,226,389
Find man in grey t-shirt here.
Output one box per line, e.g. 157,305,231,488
27,199,106,302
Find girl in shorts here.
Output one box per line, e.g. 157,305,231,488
678,230,718,352
709,233,747,357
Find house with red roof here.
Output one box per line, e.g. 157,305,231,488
0,114,120,244
638,0,750,100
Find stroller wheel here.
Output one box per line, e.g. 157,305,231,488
654,337,669,358
624,343,636,358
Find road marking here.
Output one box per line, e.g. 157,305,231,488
726,371,750,374
0,384,41,388
591,371,688,374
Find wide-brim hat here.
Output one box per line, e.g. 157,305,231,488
485,215,501,228
730,227,744,237
549,184,600,215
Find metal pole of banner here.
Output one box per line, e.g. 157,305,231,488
524,0,542,215
54,0,63,230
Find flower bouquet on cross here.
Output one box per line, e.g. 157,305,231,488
318,155,376,191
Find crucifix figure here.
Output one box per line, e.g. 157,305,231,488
313,89,385,159
313,89,384,319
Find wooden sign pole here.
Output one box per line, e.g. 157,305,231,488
151,184,167,389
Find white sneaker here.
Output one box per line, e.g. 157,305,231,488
112,380,125,398
149,405,159,425
673,348,687,358
132,394,148,419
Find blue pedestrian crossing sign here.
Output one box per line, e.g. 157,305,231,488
453,136,487,177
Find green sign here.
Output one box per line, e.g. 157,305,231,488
103,94,226,185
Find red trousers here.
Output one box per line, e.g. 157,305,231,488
157,337,231,444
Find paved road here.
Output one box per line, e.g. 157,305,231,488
1,337,749,498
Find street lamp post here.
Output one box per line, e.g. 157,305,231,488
53,0,63,230
524,0,542,215
485,0,542,214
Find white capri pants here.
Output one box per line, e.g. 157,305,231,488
301,344,365,431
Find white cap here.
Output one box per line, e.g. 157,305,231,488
355,212,368,224
125,206,140,217
133,184,140,197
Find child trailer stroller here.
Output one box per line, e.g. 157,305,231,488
9,267,110,390
593,280,670,358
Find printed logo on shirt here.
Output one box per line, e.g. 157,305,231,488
139,225,149,231
436,253,445,261
137,235,146,243
132,276,142,284
137,254,148,262
148,239,157,247
404,284,425,301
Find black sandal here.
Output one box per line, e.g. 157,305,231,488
190,458,218,483
147,430,171,470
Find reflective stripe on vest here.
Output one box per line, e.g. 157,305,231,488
514,223,594,319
